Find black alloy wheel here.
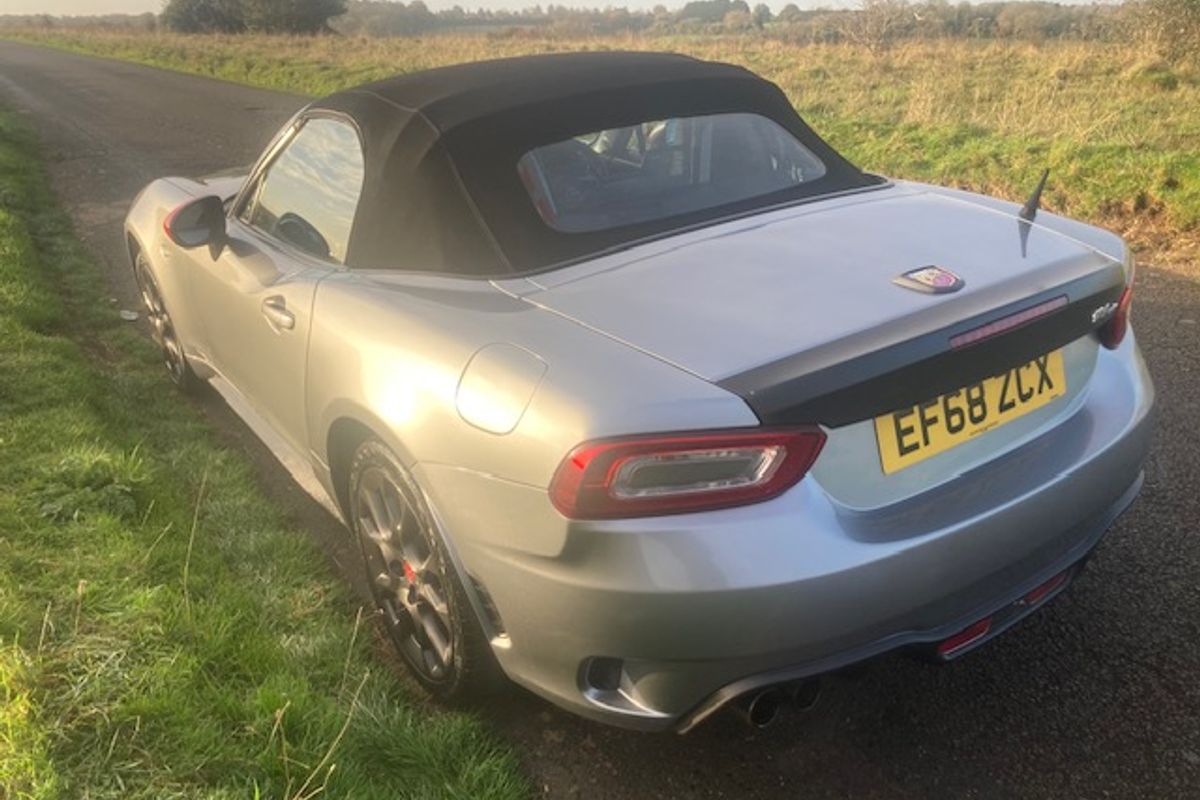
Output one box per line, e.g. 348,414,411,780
348,439,497,699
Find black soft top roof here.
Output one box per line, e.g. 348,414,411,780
356,52,759,132
311,52,879,275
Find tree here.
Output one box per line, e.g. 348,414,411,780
241,0,347,32
723,8,754,31
161,0,244,33
841,0,912,54
1127,0,1200,65
752,3,772,28
162,0,347,33
777,3,802,23
677,0,735,24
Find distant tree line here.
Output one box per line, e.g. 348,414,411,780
2,0,1197,65
1130,0,1200,63
1,0,348,33
328,0,1129,40
330,0,1200,63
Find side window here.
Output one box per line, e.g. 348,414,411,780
246,117,364,264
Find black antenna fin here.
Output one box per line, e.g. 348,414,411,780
1019,168,1050,222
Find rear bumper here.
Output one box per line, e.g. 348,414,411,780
426,333,1155,732
676,472,1140,731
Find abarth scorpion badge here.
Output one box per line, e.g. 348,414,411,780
894,266,965,294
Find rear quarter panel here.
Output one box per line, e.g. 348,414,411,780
303,270,755,555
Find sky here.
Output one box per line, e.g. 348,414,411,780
2,0,1104,19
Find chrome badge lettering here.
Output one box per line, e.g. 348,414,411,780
1092,301,1119,324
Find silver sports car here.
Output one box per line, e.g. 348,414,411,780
125,52,1154,732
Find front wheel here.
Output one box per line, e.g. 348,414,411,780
348,439,498,700
133,251,202,393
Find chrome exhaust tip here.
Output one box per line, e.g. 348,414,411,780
735,688,785,729
787,678,821,712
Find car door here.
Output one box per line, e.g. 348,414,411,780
191,114,366,455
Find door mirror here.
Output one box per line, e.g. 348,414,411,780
164,195,226,249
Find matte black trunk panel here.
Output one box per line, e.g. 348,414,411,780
719,268,1125,428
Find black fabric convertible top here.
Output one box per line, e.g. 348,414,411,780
310,52,880,275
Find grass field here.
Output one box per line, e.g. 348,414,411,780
0,112,526,798
5,29,1200,257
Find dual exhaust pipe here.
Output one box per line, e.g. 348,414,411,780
734,679,821,729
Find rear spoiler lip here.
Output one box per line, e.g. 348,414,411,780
718,264,1127,428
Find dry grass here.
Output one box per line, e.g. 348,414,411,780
18,29,1200,256
6,29,1198,255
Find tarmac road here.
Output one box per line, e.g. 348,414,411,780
2,39,1198,800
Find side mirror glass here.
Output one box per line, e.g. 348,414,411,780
164,195,226,249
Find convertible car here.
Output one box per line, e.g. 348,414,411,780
125,52,1154,731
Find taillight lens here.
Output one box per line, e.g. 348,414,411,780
549,427,826,520
1099,284,1133,349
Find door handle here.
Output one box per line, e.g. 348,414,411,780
261,296,295,331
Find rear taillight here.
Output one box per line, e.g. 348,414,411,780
549,427,825,520
1099,284,1133,350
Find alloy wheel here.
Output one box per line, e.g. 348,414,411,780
134,254,189,385
355,466,456,683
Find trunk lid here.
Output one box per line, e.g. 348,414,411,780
520,185,1121,388
517,183,1129,508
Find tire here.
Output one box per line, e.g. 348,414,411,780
348,438,499,700
132,251,203,394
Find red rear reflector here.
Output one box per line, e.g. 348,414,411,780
937,617,993,658
1021,571,1068,606
950,296,1068,349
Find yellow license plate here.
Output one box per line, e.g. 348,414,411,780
874,350,1067,475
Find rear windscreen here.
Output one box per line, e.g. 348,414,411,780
517,112,827,234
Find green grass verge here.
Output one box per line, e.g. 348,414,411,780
5,31,1199,248
0,112,527,799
